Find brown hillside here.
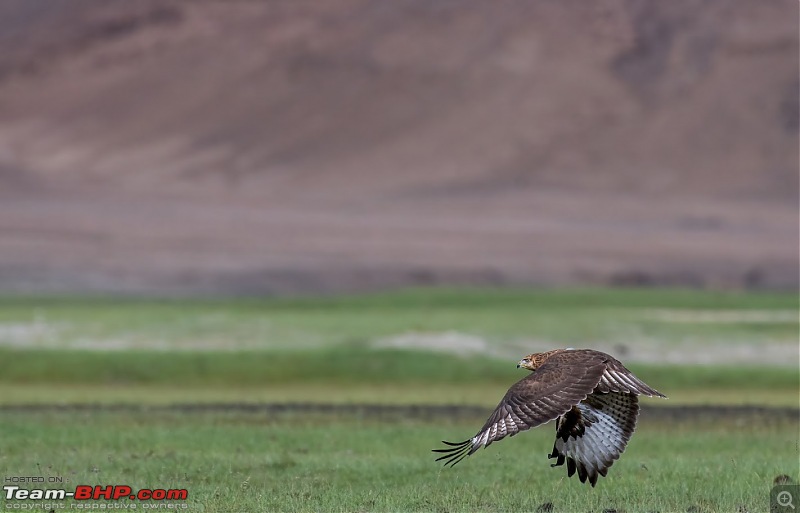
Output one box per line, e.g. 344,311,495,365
0,0,797,295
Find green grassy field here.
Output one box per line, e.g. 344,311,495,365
0,287,797,512
0,288,796,353
1,410,797,513
0,347,798,406
0,287,797,406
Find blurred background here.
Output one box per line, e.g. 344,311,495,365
0,0,797,296
0,2,798,510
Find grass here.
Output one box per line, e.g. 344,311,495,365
0,287,796,353
1,346,797,388
0,287,796,511
0,347,797,406
0,410,797,513
0,287,796,406
1,382,797,408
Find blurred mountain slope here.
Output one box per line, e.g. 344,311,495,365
0,0,796,294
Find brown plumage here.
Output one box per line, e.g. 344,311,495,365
432,348,666,486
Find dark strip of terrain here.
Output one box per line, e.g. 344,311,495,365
1,403,797,422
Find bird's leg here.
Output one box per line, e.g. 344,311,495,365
549,445,565,467
548,417,566,467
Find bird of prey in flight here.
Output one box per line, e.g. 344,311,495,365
433,349,666,486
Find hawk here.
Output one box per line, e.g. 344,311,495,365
433,349,666,486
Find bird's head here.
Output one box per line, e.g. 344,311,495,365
517,349,565,371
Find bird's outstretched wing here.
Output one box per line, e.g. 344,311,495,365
548,392,639,486
432,352,607,467
590,352,667,398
